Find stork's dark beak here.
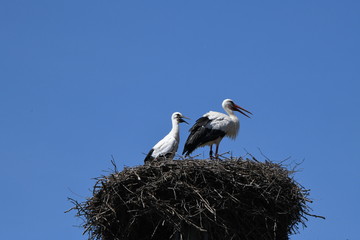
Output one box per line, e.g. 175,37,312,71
233,104,252,118
179,116,190,124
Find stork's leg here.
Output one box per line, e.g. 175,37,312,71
209,145,213,159
215,144,220,159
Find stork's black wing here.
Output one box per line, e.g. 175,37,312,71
182,116,225,155
144,148,155,163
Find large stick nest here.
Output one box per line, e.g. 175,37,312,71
70,158,315,240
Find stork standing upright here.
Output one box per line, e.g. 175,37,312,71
182,99,252,158
144,112,189,163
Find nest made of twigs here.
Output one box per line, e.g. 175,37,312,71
69,158,316,240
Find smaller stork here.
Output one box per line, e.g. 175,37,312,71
183,99,252,158
144,112,189,163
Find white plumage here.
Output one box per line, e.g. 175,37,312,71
183,99,252,158
144,112,188,163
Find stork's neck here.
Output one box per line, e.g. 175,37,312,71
224,107,238,120
169,119,180,138
224,107,240,139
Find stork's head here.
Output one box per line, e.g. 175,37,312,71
172,112,189,124
222,99,252,118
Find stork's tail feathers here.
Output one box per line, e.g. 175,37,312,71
182,144,196,156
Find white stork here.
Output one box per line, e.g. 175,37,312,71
182,99,252,158
144,112,189,163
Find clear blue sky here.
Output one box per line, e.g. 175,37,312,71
1,1,359,239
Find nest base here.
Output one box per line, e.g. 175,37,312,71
70,158,312,240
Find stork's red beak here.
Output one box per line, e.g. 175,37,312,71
233,104,252,118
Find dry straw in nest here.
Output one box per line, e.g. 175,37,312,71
69,158,320,240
